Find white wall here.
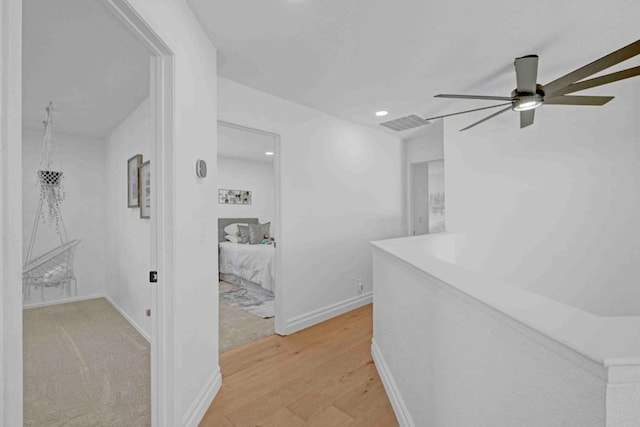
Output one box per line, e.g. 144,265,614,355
403,120,444,236
372,248,606,427
124,1,220,424
404,120,444,164
444,80,640,316
217,157,274,230
22,128,106,303
105,98,151,338
218,77,404,331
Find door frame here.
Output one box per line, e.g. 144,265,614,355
0,0,177,425
409,161,430,236
217,120,285,335
0,0,24,425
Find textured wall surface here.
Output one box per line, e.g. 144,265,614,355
607,383,640,427
373,249,607,427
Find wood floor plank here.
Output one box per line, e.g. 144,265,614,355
218,326,373,414
232,407,305,427
305,405,355,427
200,304,398,427
227,339,372,425
220,334,288,377
335,373,399,427
331,363,385,417
285,344,377,420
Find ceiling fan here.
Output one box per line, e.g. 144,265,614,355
380,39,640,132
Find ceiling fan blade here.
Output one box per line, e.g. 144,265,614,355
459,106,513,131
435,94,513,101
424,102,512,121
515,55,539,93
544,95,614,106
542,39,640,96
520,110,535,128
551,66,640,96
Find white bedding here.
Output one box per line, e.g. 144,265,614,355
218,242,275,292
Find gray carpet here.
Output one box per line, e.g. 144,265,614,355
219,301,275,353
219,280,275,318
23,298,150,426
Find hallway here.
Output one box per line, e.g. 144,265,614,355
201,304,398,426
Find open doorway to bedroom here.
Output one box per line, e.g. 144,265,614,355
217,121,279,352
19,0,166,424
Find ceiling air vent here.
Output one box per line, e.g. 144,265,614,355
379,114,430,131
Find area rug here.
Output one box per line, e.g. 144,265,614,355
23,297,150,427
219,280,275,318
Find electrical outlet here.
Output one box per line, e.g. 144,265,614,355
357,279,364,294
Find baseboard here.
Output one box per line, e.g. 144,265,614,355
371,338,414,427
104,294,151,343
182,367,222,427
22,293,105,309
285,291,372,334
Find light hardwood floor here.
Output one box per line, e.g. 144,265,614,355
200,304,399,426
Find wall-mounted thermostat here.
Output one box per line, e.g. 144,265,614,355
196,159,207,178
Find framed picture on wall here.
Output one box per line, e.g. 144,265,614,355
127,154,143,207
140,160,151,219
218,189,251,205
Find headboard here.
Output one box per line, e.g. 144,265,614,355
218,218,259,243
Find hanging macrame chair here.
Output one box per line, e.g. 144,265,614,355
22,103,81,302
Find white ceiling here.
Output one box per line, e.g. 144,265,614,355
218,124,276,163
187,0,640,134
22,0,150,138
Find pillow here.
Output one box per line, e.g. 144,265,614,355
248,222,271,244
223,222,247,237
224,234,240,243
237,224,250,244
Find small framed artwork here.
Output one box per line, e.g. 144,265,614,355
127,154,143,207
140,160,151,219
218,189,251,205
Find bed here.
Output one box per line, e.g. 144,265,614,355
218,218,275,292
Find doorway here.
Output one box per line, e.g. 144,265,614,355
21,0,153,423
1,0,176,425
216,121,282,351
410,159,445,235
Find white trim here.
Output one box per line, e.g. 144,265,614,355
104,294,151,343
285,292,372,335
181,368,222,427
371,338,414,427
23,293,105,310
0,0,23,425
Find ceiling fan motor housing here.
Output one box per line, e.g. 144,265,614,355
511,85,545,111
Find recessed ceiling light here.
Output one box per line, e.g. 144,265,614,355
265,151,274,156
375,110,389,117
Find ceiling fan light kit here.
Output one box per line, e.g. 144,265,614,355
512,94,543,112
380,39,640,132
